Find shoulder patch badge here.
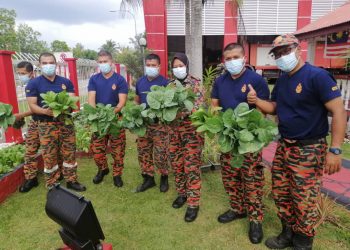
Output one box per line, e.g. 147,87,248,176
26,89,30,93
61,84,66,90
332,86,338,91
112,84,117,90
296,83,302,94
241,84,247,93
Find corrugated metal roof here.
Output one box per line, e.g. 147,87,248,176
295,1,350,38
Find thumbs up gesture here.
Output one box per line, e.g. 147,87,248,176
247,84,257,105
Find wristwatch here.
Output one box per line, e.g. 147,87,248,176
329,147,342,155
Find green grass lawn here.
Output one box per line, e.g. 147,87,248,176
0,133,349,250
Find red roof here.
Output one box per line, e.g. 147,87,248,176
295,1,350,40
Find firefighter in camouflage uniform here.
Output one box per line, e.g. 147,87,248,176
25,53,86,191
17,61,64,193
88,50,128,187
134,54,170,193
167,52,204,222
248,34,346,250
211,43,270,244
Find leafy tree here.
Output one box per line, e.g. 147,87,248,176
72,43,85,58
16,23,49,53
0,8,17,51
83,49,98,60
99,39,120,55
51,40,70,52
115,33,149,81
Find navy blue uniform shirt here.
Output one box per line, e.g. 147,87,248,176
88,72,128,106
211,69,270,111
135,75,168,105
25,75,74,121
271,63,341,140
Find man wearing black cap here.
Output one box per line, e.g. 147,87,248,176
248,34,346,250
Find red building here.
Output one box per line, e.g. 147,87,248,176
142,0,348,77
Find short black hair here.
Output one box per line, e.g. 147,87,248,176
39,52,56,63
97,50,113,59
145,53,161,64
16,61,33,72
223,43,245,55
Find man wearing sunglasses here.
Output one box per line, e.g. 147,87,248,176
248,34,346,250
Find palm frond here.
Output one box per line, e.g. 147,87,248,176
120,0,143,12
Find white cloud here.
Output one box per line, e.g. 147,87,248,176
19,15,145,50
2,0,145,51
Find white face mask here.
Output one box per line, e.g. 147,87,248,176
145,66,159,78
172,66,187,80
275,52,299,72
225,58,245,75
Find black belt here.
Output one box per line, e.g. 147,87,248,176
280,137,326,147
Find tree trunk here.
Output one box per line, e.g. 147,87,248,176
189,0,202,80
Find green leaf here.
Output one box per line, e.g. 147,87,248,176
234,102,250,116
238,129,254,142
238,141,264,154
183,100,194,112
163,107,178,122
205,116,224,133
222,109,235,127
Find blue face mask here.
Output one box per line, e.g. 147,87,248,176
41,64,56,77
225,58,245,75
99,63,112,74
275,52,299,72
18,74,31,84
145,66,159,78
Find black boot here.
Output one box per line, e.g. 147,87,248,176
136,174,156,192
159,175,169,192
265,221,294,249
67,181,87,192
113,175,123,187
58,173,64,181
93,168,109,184
19,177,38,193
293,233,313,250
218,210,247,223
249,221,263,244
184,207,199,222
172,195,187,209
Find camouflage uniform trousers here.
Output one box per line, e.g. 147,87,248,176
24,120,63,180
38,122,77,187
90,129,126,176
220,152,264,222
168,119,203,208
272,140,327,237
137,123,169,177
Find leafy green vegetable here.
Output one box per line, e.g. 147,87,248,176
0,102,16,130
191,103,278,167
40,91,78,125
0,144,25,175
73,112,92,153
82,103,121,138
141,81,196,123
120,103,148,137
189,106,222,138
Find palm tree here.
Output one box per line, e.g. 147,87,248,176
99,39,120,55
120,0,242,79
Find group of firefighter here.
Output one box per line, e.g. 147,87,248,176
14,33,346,249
